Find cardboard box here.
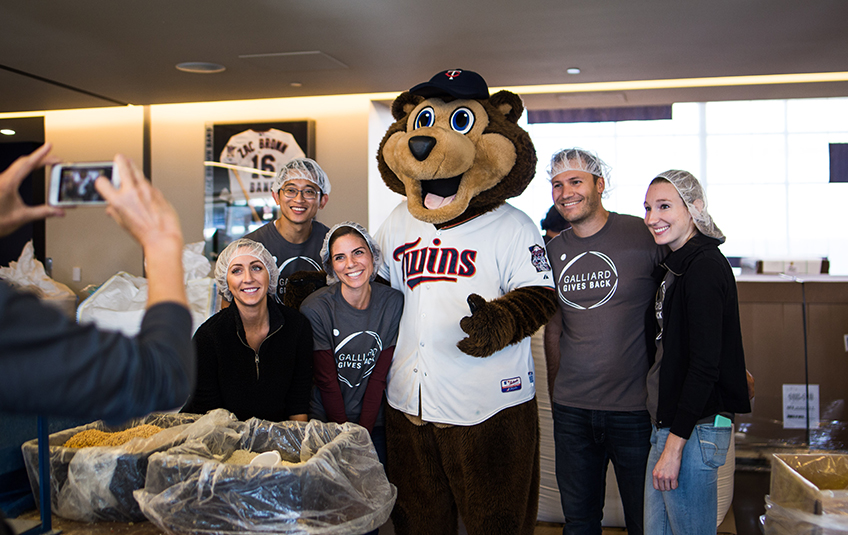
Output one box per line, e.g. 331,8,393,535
770,454,848,515
735,278,848,448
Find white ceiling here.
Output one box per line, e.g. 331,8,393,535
2,0,848,114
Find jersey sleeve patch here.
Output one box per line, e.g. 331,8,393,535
529,244,552,272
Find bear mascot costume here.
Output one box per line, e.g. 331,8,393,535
373,69,558,535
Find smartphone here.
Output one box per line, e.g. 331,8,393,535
49,162,120,206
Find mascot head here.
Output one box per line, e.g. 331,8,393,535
377,69,537,227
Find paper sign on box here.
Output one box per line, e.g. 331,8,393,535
782,384,820,429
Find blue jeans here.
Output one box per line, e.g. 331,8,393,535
644,424,731,535
552,403,651,535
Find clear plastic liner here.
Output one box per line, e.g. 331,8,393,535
770,454,848,515
763,495,848,534
20,410,239,522
135,418,396,535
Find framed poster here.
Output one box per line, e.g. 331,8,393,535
203,120,315,259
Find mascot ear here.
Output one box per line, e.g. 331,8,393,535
391,92,425,121
488,90,525,124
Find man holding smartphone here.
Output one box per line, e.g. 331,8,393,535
0,143,196,422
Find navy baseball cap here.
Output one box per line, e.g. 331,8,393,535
409,69,489,100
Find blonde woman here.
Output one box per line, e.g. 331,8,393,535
182,238,313,422
642,171,750,534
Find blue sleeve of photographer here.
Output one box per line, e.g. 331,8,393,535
0,281,196,423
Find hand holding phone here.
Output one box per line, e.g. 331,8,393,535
0,143,64,238
49,162,121,206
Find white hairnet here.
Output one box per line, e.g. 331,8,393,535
271,158,331,195
653,170,725,243
320,221,383,285
548,147,612,181
214,238,279,301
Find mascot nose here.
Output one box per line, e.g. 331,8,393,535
409,136,437,162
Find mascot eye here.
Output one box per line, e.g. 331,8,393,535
414,107,435,129
450,107,475,134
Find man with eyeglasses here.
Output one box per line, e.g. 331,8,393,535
243,158,331,304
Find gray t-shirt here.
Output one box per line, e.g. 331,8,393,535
546,212,666,411
243,220,329,301
646,269,676,421
300,282,404,425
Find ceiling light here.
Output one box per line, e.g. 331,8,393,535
290,82,302,87
175,62,226,74
0,129,15,136
566,67,581,75
506,71,848,95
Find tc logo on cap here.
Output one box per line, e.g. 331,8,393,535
410,69,490,100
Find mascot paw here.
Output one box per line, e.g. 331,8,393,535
283,270,327,310
457,294,516,357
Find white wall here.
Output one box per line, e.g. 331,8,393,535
44,106,145,293
368,100,405,232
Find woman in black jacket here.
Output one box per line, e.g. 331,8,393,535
181,238,313,422
642,170,750,534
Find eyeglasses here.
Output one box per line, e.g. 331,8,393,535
280,186,319,200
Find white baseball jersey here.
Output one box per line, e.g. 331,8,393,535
219,129,305,202
375,201,554,426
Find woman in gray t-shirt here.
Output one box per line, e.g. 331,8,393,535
300,222,403,467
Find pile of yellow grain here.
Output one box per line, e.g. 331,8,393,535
63,424,163,448
225,450,260,464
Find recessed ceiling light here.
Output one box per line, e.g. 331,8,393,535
0,129,15,136
567,67,581,75
176,62,226,74
290,82,303,87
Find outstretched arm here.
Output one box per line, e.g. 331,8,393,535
95,154,186,309
0,149,194,421
457,286,557,358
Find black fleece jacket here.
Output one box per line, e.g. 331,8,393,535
181,296,313,422
651,234,751,439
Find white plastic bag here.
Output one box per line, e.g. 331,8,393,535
0,241,77,317
77,242,216,335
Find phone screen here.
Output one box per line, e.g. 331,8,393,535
56,164,113,204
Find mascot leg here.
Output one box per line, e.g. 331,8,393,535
387,399,540,535
386,405,459,535
439,398,540,535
